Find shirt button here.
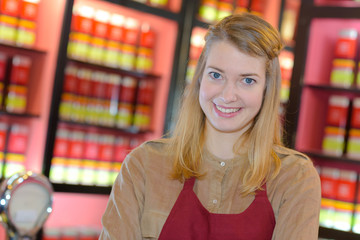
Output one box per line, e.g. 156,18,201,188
220,161,225,167
213,199,218,204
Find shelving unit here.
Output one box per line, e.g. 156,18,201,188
41,0,187,232
284,0,360,238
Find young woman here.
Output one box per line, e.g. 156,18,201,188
100,13,321,240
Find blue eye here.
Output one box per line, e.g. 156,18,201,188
210,72,222,80
244,78,255,85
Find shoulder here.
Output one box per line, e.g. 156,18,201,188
271,145,320,187
129,139,169,158
123,139,173,175
273,145,314,171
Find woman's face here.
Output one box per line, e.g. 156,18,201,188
199,40,266,136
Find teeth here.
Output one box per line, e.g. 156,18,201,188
216,105,240,113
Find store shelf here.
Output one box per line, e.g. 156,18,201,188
59,119,151,134
304,84,360,94
52,183,111,195
120,0,181,21
307,6,360,19
67,58,161,79
194,19,210,29
0,111,40,118
0,42,47,55
304,150,360,165
319,227,360,240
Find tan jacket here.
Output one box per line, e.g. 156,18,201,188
100,141,321,240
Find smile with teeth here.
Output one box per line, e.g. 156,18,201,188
215,104,241,113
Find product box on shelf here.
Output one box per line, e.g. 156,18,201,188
104,13,124,68
0,0,40,47
330,29,358,88
322,95,350,156
4,123,29,178
4,55,32,114
319,166,357,231
0,0,20,44
87,9,110,64
352,176,360,234
0,122,8,178
16,0,40,47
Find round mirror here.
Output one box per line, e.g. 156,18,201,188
0,171,53,239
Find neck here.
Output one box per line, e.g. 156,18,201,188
204,122,248,159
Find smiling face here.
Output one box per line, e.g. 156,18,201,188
199,40,267,138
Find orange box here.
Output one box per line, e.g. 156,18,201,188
334,29,358,59
19,0,39,20
108,14,124,42
92,9,110,38
9,55,32,85
1,0,20,17
326,95,349,128
123,18,139,45
139,23,155,48
71,5,94,34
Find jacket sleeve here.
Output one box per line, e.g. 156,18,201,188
272,156,321,240
99,152,146,240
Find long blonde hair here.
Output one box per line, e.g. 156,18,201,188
165,13,284,195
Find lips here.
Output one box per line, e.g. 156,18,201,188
215,104,241,113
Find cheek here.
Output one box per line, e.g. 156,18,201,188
248,90,265,111
199,81,212,103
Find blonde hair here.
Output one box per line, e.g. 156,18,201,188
165,13,284,195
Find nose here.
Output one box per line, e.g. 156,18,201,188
221,81,238,103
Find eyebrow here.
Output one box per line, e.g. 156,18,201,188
207,66,261,77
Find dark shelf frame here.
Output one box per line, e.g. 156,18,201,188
319,227,360,240
0,111,40,118
120,0,181,21
59,119,151,135
0,42,47,55
52,183,112,195
304,83,360,93
304,150,360,165
67,58,161,79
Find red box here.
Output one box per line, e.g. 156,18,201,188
19,0,39,20
123,18,139,45
0,52,7,82
91,71,106,99
53,128,70,158
9,55,32,85
108,14,124,42
326,95,349,128
337,170,357,202
119,76,137,103
92,10,110,38
68,130,84,159
114,136,130,162
139,23,156,49
334,29,358,59
105,74,121,101
137,79,154,105
0,0,20,17
63,64,78,93
351,98,360,128
0,123,8,152
71,5,94,34
76,68,92,97
320,167,339,199
83,133,99,160
98,135,115,162
7,124,28,154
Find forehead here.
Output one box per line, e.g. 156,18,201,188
205,40,267,72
